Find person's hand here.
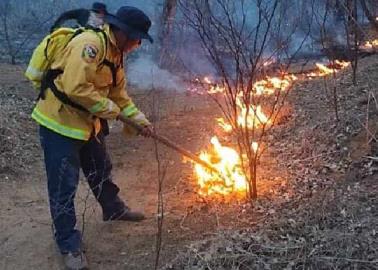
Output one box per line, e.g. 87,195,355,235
117,111,152,137
139,125,154,137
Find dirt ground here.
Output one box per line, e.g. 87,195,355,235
0,55,377,269
0,63,272,270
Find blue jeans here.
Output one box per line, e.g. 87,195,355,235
39,125,126,254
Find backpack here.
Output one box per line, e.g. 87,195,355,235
26,27,106,90
25,27,119,112
49,3,107,33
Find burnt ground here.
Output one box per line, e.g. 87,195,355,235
0,55,377,270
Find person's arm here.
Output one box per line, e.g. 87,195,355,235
108,67,150,126
108,67,153,137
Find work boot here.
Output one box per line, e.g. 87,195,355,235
103,209,145,222
63,251,88,270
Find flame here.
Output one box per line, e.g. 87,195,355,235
217,93,271,133
208,84,225,94
195,136,248,196
203,76,212,84
194,60,349,95
359,39,378,51
334,60,350,69
237,103,270,129
251,142,259,153
316,63,334,75
307,60,350,77
263,59,275,67
194,138,259,197
205,75,296,96
208,75,294,132
192,59,351,198
253,74,297,95
217,103,270,132
217,118,233,132
202,77,225,94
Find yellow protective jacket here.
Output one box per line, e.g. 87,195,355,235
31,25,142,140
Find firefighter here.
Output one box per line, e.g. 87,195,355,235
32,6,154,270
50,2,108,32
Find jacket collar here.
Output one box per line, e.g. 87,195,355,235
103,24,122,54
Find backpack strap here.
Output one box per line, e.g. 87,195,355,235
40,68,110,135
39,69,88,112
102,59,118,88
94,29,121,88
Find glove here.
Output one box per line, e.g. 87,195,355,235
131,111,151,126
122,111,151,137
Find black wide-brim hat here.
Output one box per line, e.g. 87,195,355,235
91,2,107,13
105,6,153,43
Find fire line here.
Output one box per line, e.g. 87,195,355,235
191,60,351,198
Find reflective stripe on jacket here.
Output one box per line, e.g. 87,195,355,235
31,24,140,140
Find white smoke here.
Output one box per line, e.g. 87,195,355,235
126,55,187,91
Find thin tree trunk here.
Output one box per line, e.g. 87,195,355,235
158,0,177,68
1,1,16,64
352,0,359,85
332,68,340,121
345,0,359,85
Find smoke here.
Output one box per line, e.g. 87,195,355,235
103,0,160,15
126,55,187,91
102,1,189,91
177,39,218,76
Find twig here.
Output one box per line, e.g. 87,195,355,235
179,210,190,231
354,116,377,143
317,256,378,264
214,205,220,228
366,87,371,143
152,76,167,270
154,134,166,270
363,156,378,161
80,183,93,242
292,151,340,163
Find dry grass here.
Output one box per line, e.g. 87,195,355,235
163,56,378,270
0,79,39,178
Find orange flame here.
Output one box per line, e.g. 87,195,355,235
203,76,212,84
208,75,294,132
253,74,297,95
205,75,296,96
208,84,225,94
307,61,350,77
359,39,378,51
263,59,275,67
202,77,225,94
195,136,248,196
237,103,270,129
251,142,259,153
316,63,334,74
193,59,350,198
217,98,271,132
194,139,260,197
216,118,233,132
334,60,351,69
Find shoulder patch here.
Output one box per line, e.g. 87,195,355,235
82,44,98,63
